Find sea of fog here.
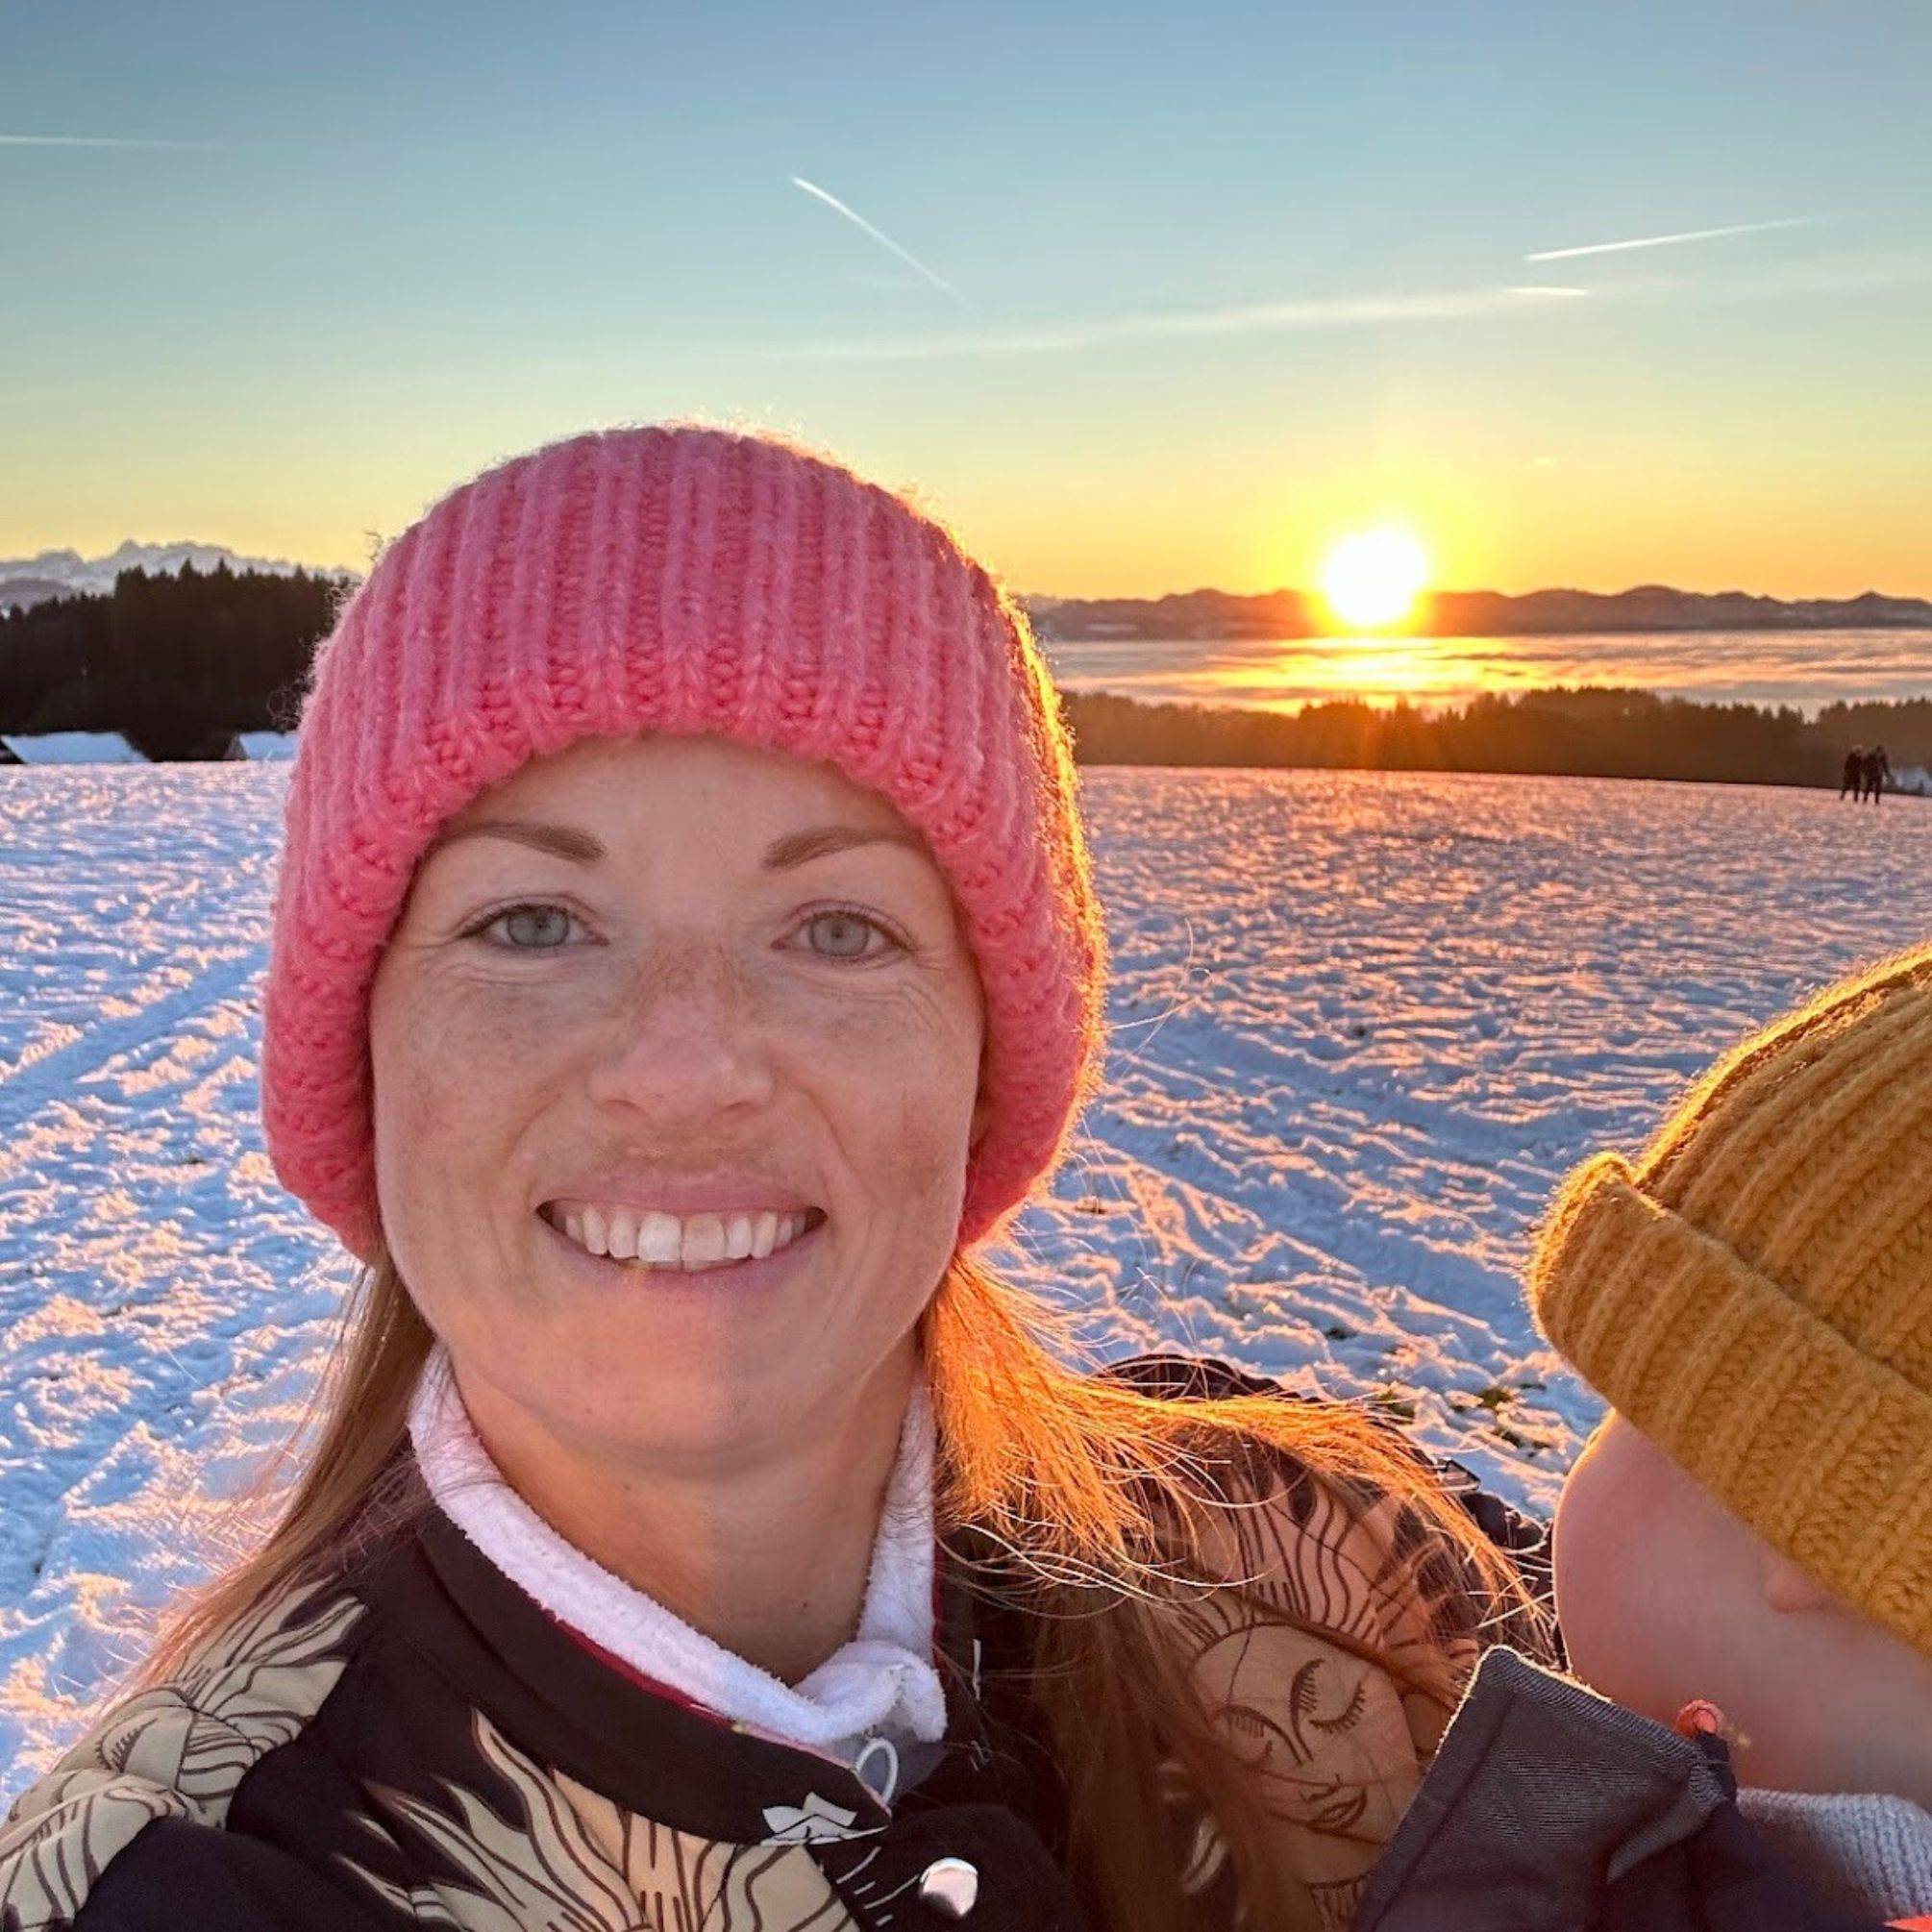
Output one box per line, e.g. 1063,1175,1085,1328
1,761,1931,1798
1041,628,1932,713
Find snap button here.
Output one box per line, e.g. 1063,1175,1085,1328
916,1855,978,1919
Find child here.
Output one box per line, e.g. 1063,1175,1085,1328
1353,942,1932,1931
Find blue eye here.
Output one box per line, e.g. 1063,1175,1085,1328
459,903,904,959
799,907,901,960
463,904,582,951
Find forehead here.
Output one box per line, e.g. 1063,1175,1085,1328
425,731,940,872
481,731,894,809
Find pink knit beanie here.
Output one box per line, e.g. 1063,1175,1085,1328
260,424,1109,1265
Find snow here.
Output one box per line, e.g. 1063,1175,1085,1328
0,732,148,766
235,731,297,762
2,760,1928,1801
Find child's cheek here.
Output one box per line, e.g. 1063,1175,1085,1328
1552,1415,1671,1714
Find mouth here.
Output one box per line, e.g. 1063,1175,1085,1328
534,1201,830,1280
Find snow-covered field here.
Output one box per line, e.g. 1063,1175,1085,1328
2,761,1929,1801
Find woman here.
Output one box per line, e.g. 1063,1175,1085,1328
0,425,1547,1931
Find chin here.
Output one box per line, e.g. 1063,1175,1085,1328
521,1332,807,1439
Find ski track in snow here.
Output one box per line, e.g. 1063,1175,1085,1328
1,761,1928,1799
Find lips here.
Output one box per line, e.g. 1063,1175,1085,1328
536,1175,823,1220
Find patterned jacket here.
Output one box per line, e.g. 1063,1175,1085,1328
0,1353,1547,1931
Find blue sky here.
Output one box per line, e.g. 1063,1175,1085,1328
5,0,1929,597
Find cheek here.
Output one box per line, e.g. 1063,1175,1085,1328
817,1005,980,1188
369,980,549,1204
1555,1429,1715,1721
1553,1435,1655,1701
872,1085,975,1211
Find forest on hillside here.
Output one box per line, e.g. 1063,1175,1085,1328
1063,686,1931,790
0,562,341,760
1,565,1924,788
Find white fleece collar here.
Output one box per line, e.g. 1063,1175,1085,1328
406,1343,948,1763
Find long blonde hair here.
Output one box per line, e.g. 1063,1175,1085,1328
140,1245,1543,1930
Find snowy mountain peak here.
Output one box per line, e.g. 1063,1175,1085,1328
0,541,344,612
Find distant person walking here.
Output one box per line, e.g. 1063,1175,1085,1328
1865,744,1893,803
1843,746,1867,800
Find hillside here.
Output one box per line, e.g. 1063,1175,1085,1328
1028,584,1932,640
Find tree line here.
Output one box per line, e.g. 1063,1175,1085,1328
1060,686,1929,790
0,565,1922,789
0,561,344,760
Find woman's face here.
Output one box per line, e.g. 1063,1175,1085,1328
368,731,988,1467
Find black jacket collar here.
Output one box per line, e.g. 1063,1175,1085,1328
367,1504,1071,1857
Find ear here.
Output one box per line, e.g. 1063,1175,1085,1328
1762,1550,1837,1617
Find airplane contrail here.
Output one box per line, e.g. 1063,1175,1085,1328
764,283,1586,361
790,176,953,293
0,134,216,147
1525,216,1823,261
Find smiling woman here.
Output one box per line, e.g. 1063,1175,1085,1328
365,730,991,1674
0,424,1548,1932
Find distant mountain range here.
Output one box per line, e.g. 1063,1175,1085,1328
0,542,346,614
1026,585,1932,639
5,544,1927,637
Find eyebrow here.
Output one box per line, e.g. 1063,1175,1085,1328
419,817,931,873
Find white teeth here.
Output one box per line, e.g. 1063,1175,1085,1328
552,1203,815,1271
635,1213,681,1265
680,1215,728,1267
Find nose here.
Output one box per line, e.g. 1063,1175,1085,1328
582,943,778,1125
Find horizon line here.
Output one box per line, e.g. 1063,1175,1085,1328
3,550,1928,610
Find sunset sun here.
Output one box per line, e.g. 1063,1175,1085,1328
1319,525,1431,631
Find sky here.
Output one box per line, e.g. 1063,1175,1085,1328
4,0,1930,602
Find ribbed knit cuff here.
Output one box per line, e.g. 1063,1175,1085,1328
1529,1152,1932,1660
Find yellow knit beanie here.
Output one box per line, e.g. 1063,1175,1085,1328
1528,941,1932,1659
